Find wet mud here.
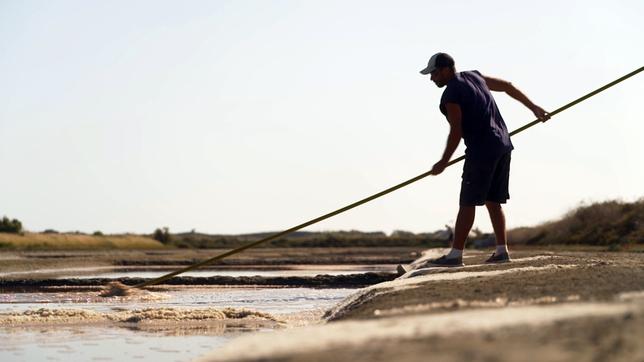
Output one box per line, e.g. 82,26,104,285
0,272,397,292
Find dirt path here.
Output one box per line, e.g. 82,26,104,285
0,247,419,279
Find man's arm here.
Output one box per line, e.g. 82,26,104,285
430,102,462,175
483,75,550,122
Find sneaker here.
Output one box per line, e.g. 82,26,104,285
485,252,511,263
425,255,464,268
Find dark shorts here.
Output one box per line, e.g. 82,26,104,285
460,151,511,206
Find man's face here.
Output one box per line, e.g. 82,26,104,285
430,67,450,88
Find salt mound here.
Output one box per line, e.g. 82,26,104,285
123,307,278,323
0,308,108,325
100,281,132,297
98,281,168,302
0,307,279,326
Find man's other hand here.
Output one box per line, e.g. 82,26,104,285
531,105,551,122
430,159,448,175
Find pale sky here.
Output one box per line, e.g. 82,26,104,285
1,0,642,235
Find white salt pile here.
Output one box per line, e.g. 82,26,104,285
0,307,279,326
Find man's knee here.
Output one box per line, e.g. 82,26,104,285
458,205,476,214
485,201,502,210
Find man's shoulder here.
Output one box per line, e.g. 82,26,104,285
446,70,482,88
460,70,483,79
452,70,487,92
442,71,477,98
440,83,458,102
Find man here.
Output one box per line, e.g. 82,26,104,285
420,52,549,267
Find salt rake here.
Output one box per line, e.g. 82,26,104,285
101,66,643,297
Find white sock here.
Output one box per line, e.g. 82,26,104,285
447,248,463,259
496,244,509,255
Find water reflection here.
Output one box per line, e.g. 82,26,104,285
0,287,354,313
0,285,355,362
1,326,250,362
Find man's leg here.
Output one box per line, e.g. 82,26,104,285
427,206,474,267
452,205,475,250
485,201,510,259
430,156,484,266
485,201,506,246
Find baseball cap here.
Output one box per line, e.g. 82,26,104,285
420,53,455,75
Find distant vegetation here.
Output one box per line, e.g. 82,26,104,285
168,200,642,249
508,199,643,248
165,229,452,249
0,216,22,234
0,199,640,250
0,232,164,250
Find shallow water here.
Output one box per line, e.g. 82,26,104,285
0,269,359,362
1,325,259,362
0,287,354,314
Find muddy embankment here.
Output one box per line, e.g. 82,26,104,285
0,272,397,291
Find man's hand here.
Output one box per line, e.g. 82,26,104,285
430,159,448,175
530,105,551,122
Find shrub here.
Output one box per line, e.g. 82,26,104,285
93,231,104,236
0,216,23,233
153,227,172,244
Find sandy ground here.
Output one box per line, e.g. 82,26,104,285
195,249,644,362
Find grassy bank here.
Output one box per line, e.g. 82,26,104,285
0,232,164,250
508,199,643,248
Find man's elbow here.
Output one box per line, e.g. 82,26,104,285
448,124,463,138
484,76,513,92
501,81,516,94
